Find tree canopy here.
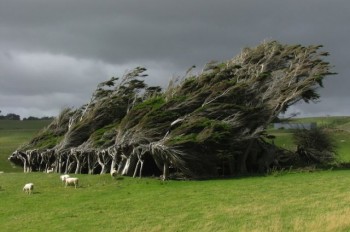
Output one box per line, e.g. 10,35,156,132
12,41,335,179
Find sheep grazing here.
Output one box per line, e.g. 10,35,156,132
64,177,79,188
111,169,117,178
23,183,34,194
46,168,54,174
60,174,70,182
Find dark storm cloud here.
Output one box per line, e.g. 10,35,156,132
0,0,349,117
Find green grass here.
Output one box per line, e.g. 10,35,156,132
2,118,350,231
0,120,52,172
1,171,350,231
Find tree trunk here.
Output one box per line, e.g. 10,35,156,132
109,151,118,174
87,154,94,175
98,151,109,174
100,165,107,174
110,158,116,173
228,156,234,175
26,152,32,172
58,155,63,173
122,157,131,175
163,161,169,181
133,160,140,178
65,155,71,174
75,161,81,174
117,157,126,174
139,160,144,178
23,160,28,173
67,161,75,173
238,139,254,173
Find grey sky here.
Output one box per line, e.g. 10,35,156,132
0,0,349,118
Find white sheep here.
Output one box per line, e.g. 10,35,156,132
23,183,34,194
60,174,70,182
64,177,79,188
46,168,54,174
111,169,117,178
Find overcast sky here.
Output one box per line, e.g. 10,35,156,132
1,0,349,118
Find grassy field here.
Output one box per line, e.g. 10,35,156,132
1,171,350,231
0,120,52,172
2,117,350,231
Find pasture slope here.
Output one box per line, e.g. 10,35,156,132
1,117,350,231
2,171,350,231
0,120,52,172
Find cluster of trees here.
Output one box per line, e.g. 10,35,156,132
0,110,54,120
22,116,55,121
9,41,336,179
0,112,20,120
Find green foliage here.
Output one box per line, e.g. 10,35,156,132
179,76,198,93
257,71,272,80
47,108,71,135
169,133,198,145
89,123,118,147
13,41,337,177
196,122,233,146
27,131,63,149
174,117,212,134
132,96,165,111
167,95,188,104
61,120,100,149
144,108,180,124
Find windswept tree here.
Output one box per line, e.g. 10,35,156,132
112,40,335,178
12,40,335,178
55,67,159,151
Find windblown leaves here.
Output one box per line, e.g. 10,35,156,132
17,41,335,177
